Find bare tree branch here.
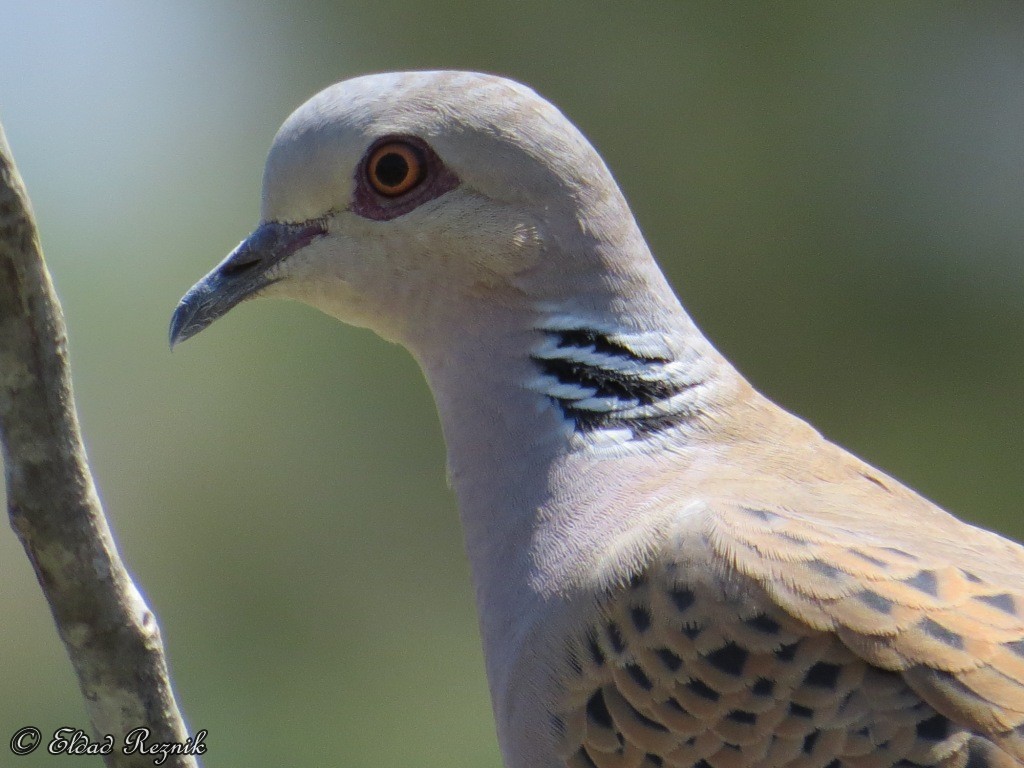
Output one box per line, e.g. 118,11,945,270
0,122,200,767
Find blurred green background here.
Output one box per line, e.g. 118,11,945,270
2,2,1023,766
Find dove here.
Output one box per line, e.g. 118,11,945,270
171,71,1024,768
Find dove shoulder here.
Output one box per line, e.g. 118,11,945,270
553,396,1024,768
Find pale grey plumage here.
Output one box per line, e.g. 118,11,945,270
171,71,1024,768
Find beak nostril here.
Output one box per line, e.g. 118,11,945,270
172,220,327,346
219,256,261,277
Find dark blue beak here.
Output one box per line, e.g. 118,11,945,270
169,219,326,348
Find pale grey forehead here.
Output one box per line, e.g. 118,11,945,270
261,70,608,222
283,71,554,137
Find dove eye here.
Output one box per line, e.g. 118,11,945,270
352,136,459,221
366,141,425,197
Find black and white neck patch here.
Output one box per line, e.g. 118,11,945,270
527,321,699,439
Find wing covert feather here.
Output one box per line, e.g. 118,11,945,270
701,497,1024,752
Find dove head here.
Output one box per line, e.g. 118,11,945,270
168,74,730,710
169,70,677,351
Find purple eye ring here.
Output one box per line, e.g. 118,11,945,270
351,135,460,221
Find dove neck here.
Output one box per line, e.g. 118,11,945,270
405,254,740,691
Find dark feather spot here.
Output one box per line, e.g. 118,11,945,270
644,756,664,768
740,507,778,521
607,622,625,654
576,748,599,768
837,690,856,713
803,730,821,754
628,571,648,590
778,532,810,548
902,570,940,596
586,689,614,730
918,617,964,649
666,697,686,714
804,662,842,689
630,606,652,633
775,641,800,662
586,631,605,666
850,549,888,568
726,709,757,725
626,663,653,691
916,714,949,741
1008,639,1024,658
682,624,702,641
808,560,843,580
789,703,814,718
976,593,1016,615
856,590,895,614
881,547,918,561
686,679,720,701
826,761,842,768
656,647,682,672
705,642,748,676
962,570,983,584
670,587,696,613
752,677,775,696
626,700,668,733
966,741,993,768
746,614,781,634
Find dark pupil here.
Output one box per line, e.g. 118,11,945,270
375,152,409,188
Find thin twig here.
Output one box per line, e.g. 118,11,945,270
0,121,200,767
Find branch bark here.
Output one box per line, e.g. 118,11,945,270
0,123,200,766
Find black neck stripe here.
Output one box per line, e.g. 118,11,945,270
532,328,694,436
